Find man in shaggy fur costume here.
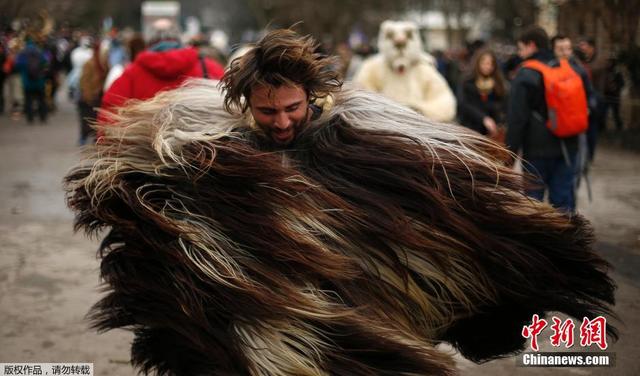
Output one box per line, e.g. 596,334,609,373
65,29,616,376
353,20,457,122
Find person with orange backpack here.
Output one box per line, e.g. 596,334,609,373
506,26,594,213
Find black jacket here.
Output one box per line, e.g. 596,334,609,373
505,50,592,159
457,78,506,135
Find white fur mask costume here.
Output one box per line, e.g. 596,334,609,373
353,20,457,122
378,20,426,73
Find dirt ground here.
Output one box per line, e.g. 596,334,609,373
1,94,638,375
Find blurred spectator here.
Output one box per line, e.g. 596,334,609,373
551,34,573,60
506,26,590,213
99,19,224,126
551,35,595,88
59,31,77,75
502,53,523,81
432,50,448,78
433,49,463,92
54,30,73,74
15,36,49,124
77,42,109,145
0,34,7,114
343,43,372,81
103,33,145,91
577,37,608,134
457,49,507,140
207,30,230,66
4,36,25,118
333,42,352,80
104,28,127,68
454,44,476,79
67,36,93,103
189,33,227,66
602,57,625,131
466,39,487,62
42,35,62,112
552,35,599,159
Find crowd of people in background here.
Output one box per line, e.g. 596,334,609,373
1,22,626,132
0,21,226,144
0,19,629,213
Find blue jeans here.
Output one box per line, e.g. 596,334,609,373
524,155,578,213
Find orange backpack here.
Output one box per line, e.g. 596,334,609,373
521,59,588,138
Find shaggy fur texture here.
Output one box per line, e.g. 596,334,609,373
65,80,616,376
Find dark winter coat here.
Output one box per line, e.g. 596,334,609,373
505,49,593,159
457,78,506,136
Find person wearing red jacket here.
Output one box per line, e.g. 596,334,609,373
99,39,224,125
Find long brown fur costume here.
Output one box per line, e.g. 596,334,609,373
64,80,616,376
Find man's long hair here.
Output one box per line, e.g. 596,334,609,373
65,80,616,376
220,29,342,114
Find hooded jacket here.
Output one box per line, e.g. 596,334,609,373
99,47,224,123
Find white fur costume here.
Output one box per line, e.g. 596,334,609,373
353,20,456,122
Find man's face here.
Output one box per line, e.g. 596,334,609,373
554,38,573,60
517,41,537,59
578,41,594,59
249,84,310,146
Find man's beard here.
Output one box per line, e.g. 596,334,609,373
260,106,310,149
